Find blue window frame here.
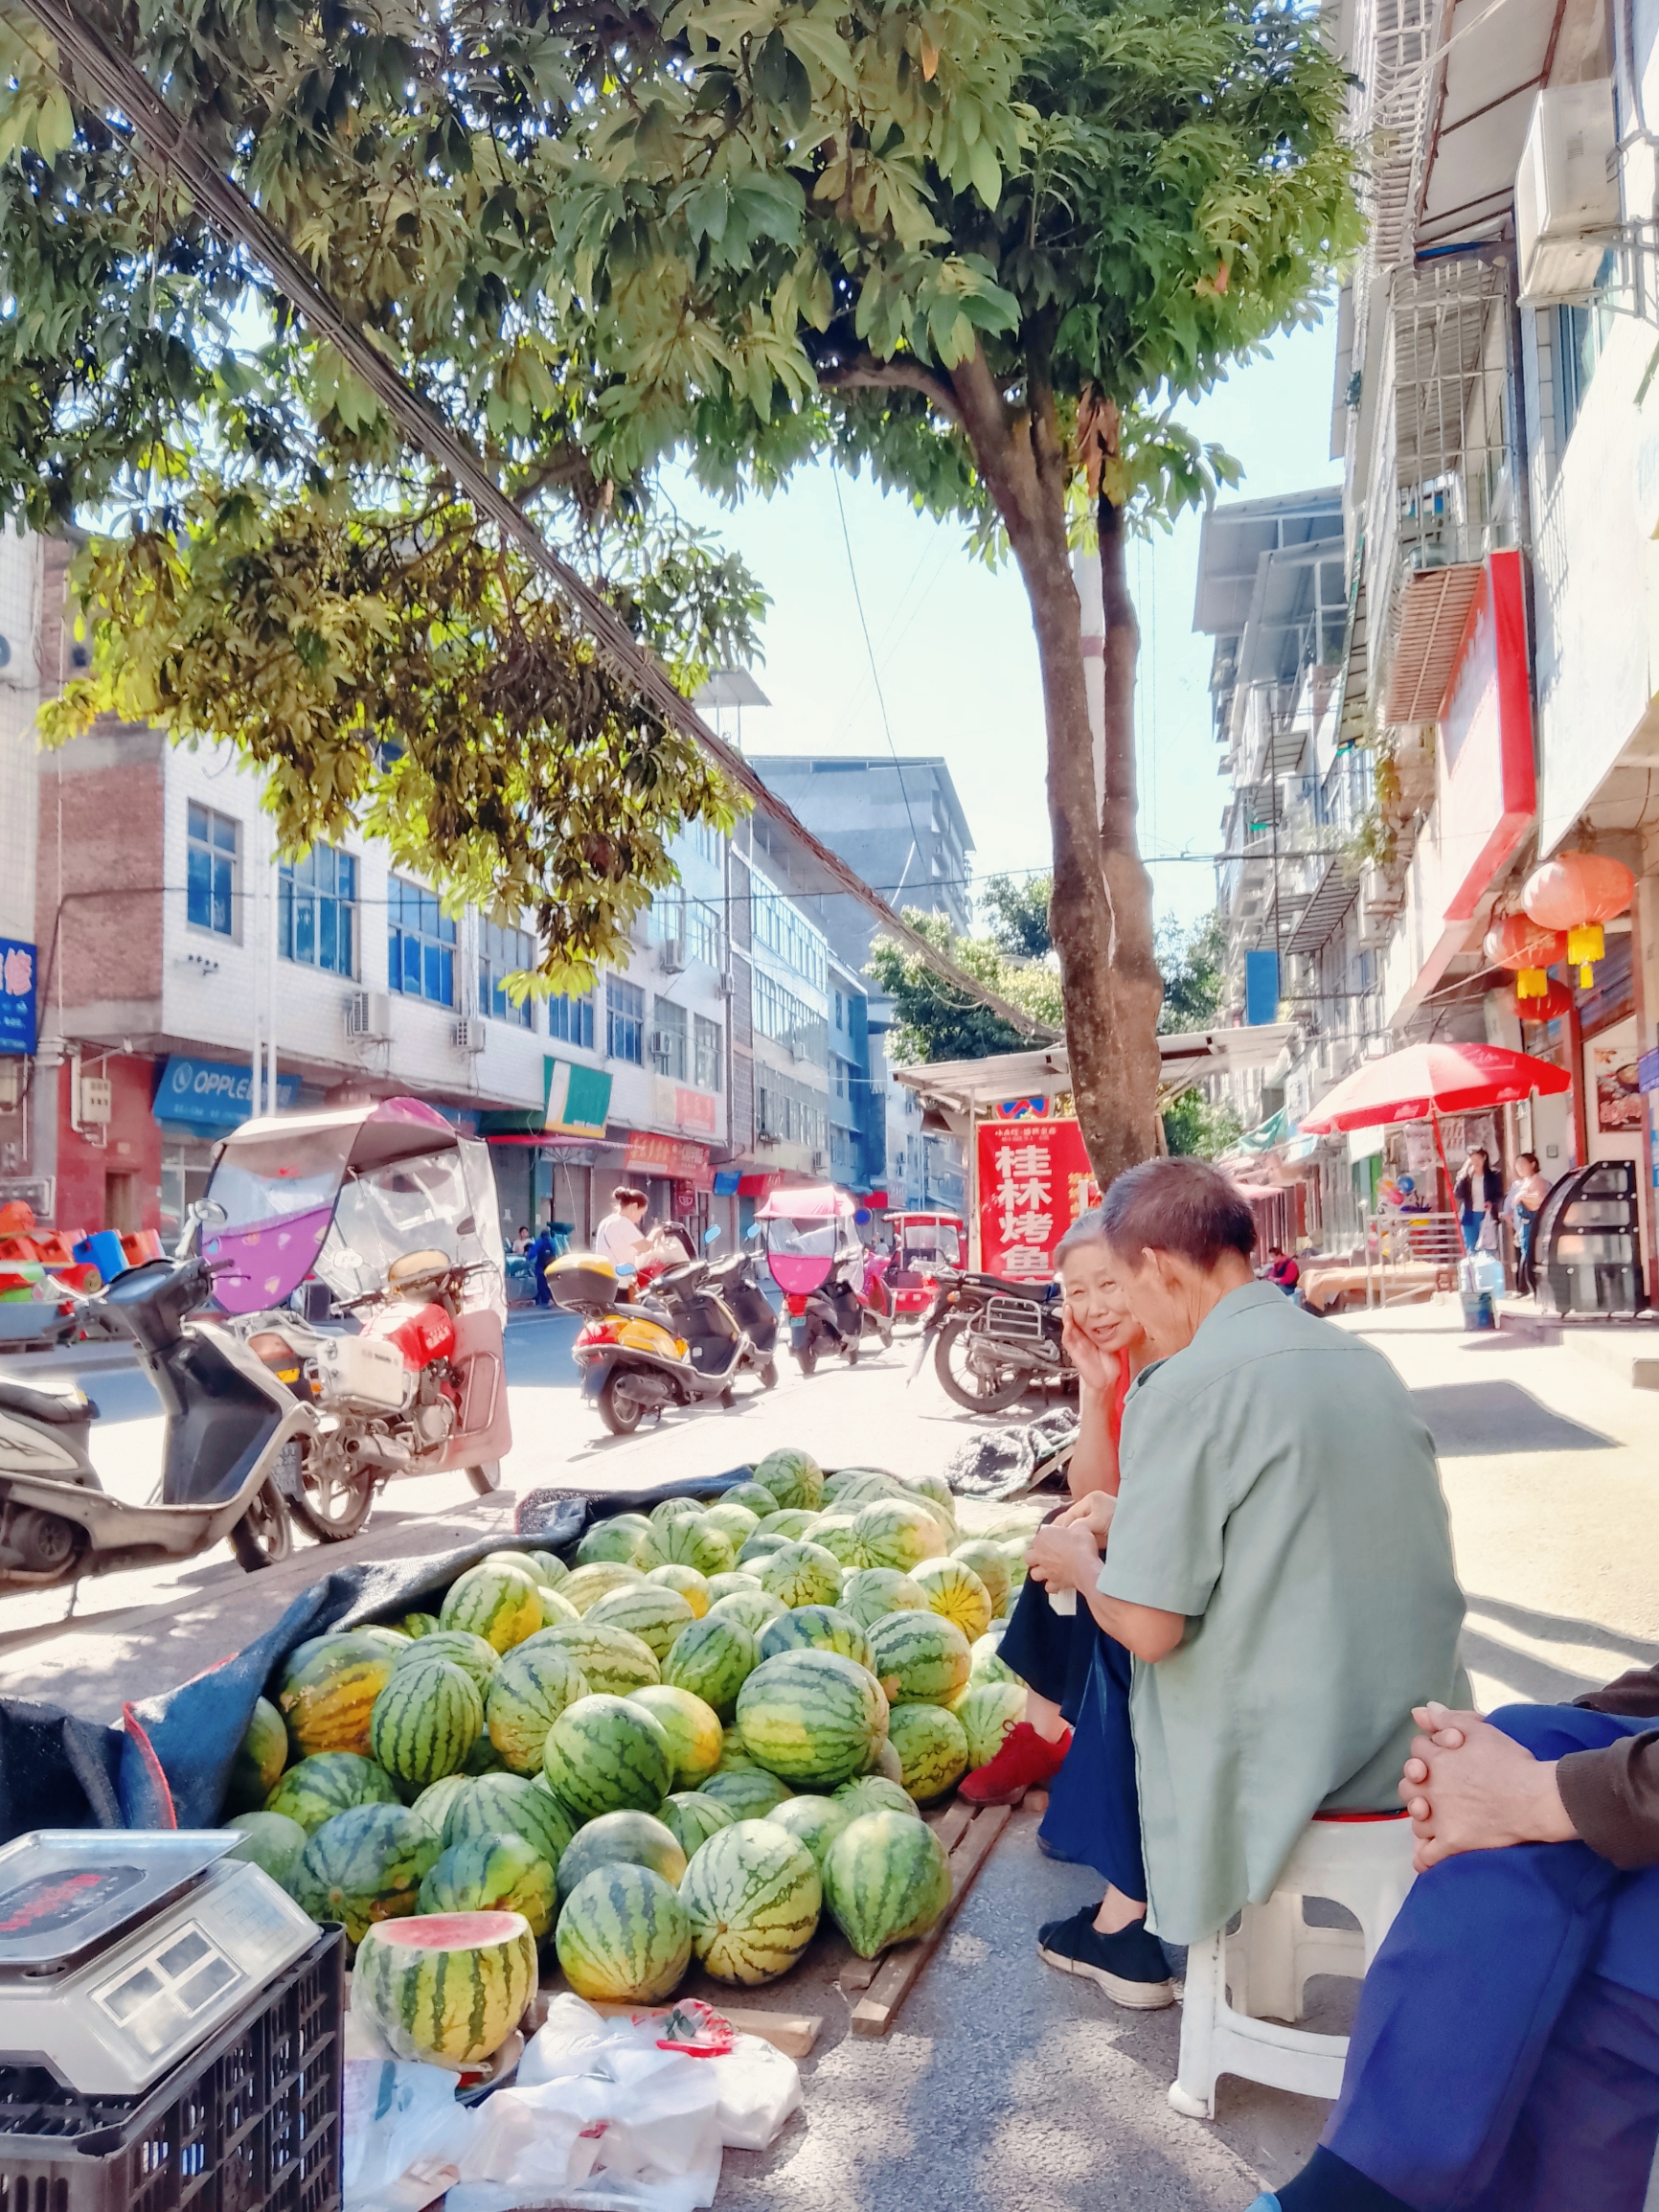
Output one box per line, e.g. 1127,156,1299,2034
606,976,645,1064
549,992,595,1049
479,920,534,1027
186,802,238,937
388,878,455,1005
281,845,356,975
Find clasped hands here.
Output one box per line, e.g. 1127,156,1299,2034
1398,1702,1577,1874
1025,1489,1115,1594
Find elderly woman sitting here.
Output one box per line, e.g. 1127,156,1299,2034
1022,1157,1467,1998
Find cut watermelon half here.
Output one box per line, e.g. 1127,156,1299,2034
371,1911,528,1949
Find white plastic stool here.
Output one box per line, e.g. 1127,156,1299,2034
1168,1813,1418,2120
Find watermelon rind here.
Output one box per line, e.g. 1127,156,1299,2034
736,1649,887,1790
289,1802,437,1943
536,1586,582,1629
265,1751,398,1834
949,1539,1013,1619
696,1766,793,1821
956,1681,1028,1770
640,1515,737,1580
660,1612,761,1720
766,1793,852,1877
866,1610,972,1706
486,1642,593,1773
556,1809,688,1900
865,1737,906,1786
736,1530,790,1570
755,1508,818,1543
757,1541,843,1611
224,1696,289,1815
541,1693,673,1822
758,1604,874,1674
705,1571,763,1604
354,1910,536,2068
585,1584,696,1662
409,1773,475,1855
536,1619,661,1697
577,1514,653,1569
646,1563,712,1617
831,1774,920,1823
852,1498,947,1575
277,1632,400,1760
886,1702,969,1801
392,1630,499,1692
369,1657,485,1788
911,1558,994,1644
221,1811,307,1886
707,1587,786,1640
627,1683,724,1790
679,1818,821,1984
648,1495,706,1528
528,1550,570,1589
440,1562,545,1654
446,1772,580,1868
489,1547,556,1587
721,1479,783,1516
839,1568,929,1631
701,1500,761,1543
560,1562,648,1615
823,1809,952,1957
969,1629,1024,1689
398,1612,441,1639
419,1833,556,1940
804,1513,866,1568
556,1865,692,2003
658,1790,736,1859
753,1448,825,1513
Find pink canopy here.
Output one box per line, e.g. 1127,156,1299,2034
1299,1040,1570,1134
754,1183,856,1221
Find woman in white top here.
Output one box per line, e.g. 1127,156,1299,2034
594,1186,648,1268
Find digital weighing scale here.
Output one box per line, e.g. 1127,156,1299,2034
0,1830,320,2097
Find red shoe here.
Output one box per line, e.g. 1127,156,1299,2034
960,1721,1071,1806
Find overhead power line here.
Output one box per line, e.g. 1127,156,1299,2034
28,0,1052,1044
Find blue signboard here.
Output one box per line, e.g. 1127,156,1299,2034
0,937,37,1056
152,1055,315,1132
1244,948,1281,1027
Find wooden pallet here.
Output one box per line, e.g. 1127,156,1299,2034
841,1799,1012,2036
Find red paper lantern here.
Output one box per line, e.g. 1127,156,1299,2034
1515,977,1575,1023
1483,912,1569,1000
1521,852,1634,985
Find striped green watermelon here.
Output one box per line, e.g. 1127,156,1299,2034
420,1833,556,1940
950,1539,1013,1618
886,1702,968,1800
822,1465,895,1503
537,1619,660,1697
461,1732,507,1777
556,1865,692,2002
736,1531,790,1570
840,1568,929,1630
560,1562,647,1614
661,1613,760,1720
392,1630,499,1692
658,1790,735,1858
969,1628,1023,1688
755,1508,819,1542
536,1586,582,1629
708,1587,785,1640
369,1658,484,1787
354,1910,536,2068
398,1612,441,1639
696,1766,793,1821
277,1632,400,1760
865,1737,906,1786
804,1514,866,1568
1000,1539,1029,1594
753,1448,824,1512
823,1810,952,1957
911,1558,993,1643
265,1751,398,1833
866,1611,971,1705
627,1684,723,1790
717,1722,762,1774
831,1774,920,1822
488,1548,555,1587
758,1604,874,1674
852,1498,946,1574
485,1642,592,1773
721,1479,783,1516
410,1774,475,1854
585,1584,696,1661
642,1515,737,1579
956,1681,1028,1769
737,1650,887,1789
221,1811,307,1885
446,1773,579,1868
556,1810,687,1900
758,1541,842,1611
649,1494,706,1528
289,1803,437,1943
541,1694,673,1821
766,1793,852,1877
701,1500,761,1544
705,1571,763,1603
577,1514,654,1568
679,1818,821,1984
528,1550,570,1588
646,1563,712,1617
224,1697,288,1815
898,1469,958,1528
440,1562,544,1654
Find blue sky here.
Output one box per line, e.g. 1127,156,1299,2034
670,312,1344,936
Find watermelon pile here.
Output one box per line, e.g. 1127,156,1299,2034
220,1456,1024,2051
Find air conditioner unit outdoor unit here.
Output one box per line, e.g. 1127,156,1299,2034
453,1017,487,1055
346,990,393,1041
648,1030,679,1059
1515,80,1619,306
810,1151,827,1173
657,940,685,974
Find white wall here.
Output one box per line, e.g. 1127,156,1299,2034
0,534,41,946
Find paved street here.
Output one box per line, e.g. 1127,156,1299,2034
2,1298,1655,2205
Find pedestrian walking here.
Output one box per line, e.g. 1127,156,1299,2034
1505,1150,1551,1296
1453,1145,1503,1255
529,1217,557,1306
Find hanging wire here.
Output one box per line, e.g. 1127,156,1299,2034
830,471,924,885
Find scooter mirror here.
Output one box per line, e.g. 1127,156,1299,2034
189,1198,228,1228
702,1225,722,1245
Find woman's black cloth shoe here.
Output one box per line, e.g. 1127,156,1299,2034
1035,1905,1175,2008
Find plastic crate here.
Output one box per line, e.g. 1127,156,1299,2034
0,1925,342,2212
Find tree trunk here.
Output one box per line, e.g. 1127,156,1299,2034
944,350,1163,1192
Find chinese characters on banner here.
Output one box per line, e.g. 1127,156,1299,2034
0,938,35,1057
976,1117,1100,1281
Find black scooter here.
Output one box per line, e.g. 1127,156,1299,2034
791,1250,895,1376
0,1219,316,1587
651,1249,782,1391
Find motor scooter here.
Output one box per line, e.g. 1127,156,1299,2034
756,1184,894,1376
0,1220,314,1588
547,1231,777,1435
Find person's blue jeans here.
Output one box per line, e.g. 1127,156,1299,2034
1459,1212,1483,1254
1324,1703,1659,2210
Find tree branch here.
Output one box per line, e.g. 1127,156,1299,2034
816,354,963,427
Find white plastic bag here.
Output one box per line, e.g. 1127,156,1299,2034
342,2060,478,2212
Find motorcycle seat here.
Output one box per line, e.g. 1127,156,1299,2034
0,1377,98,1425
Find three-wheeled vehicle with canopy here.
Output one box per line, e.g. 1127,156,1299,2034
883,1209,966,1320
756,1182,893,1375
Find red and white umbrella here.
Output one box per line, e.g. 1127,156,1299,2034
1299,1039,1569,1135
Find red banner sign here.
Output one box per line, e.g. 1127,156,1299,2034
977,1118,1099,1282
625,1131,714,1189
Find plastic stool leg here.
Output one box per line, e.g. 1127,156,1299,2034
1169,1931,1225,2120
